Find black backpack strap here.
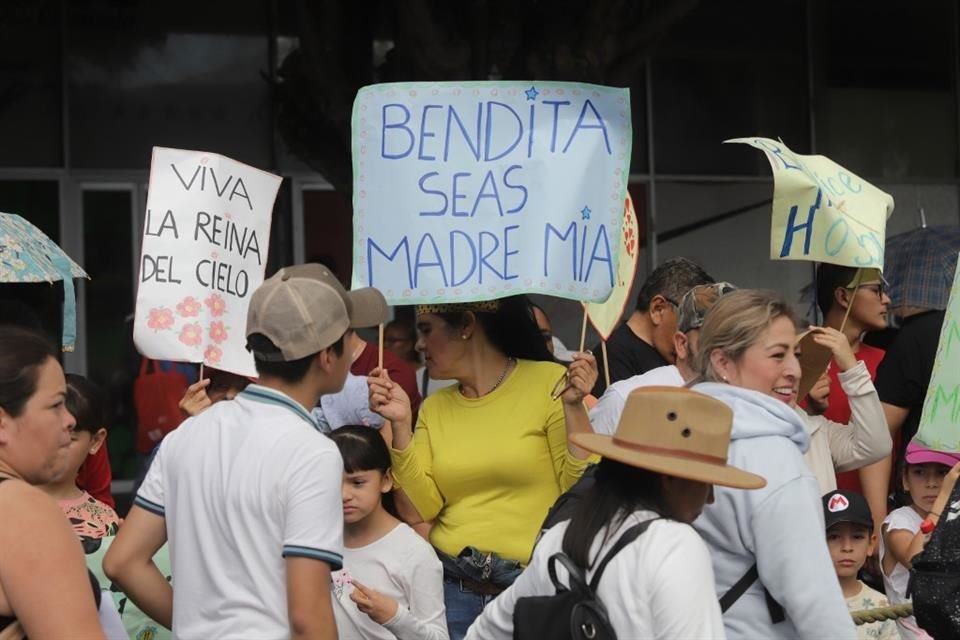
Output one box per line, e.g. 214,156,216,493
719,563,785,624
588,518,661,592
719,564,758,612
420,367,430,397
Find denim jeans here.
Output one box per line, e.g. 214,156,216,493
443,579,498,640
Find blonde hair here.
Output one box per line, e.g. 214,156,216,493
688,289,798,384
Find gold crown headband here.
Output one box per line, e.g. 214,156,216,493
416,301,501,315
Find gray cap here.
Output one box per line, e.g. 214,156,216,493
246,264,388,361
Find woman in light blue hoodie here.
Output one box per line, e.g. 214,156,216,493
689,290,856,640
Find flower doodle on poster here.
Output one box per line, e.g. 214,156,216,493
208,320,228,345
176,296,202,318
204,344,223,365
205,293,227,317
147,308,175,331
178,322,203,347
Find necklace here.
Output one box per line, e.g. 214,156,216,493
462,357,515,397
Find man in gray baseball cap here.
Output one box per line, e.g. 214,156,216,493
108,264,387,639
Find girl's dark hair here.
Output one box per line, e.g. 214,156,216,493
561,458,666,568
0,326,57,418
65,374,108,435
438,295,554,362
330,425,398,517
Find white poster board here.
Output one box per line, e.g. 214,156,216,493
133,147,282,377
351,81,632,304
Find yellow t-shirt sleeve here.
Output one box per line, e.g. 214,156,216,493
390,410,445,522
544,399,593,492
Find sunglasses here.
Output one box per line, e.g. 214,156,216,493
550,351,592,400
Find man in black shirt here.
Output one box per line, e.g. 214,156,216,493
591,257,714,396
865,309,947,512
875,309,946,447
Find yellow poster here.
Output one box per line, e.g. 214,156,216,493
725,138,894,268
584,193,640,340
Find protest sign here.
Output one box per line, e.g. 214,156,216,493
725,138,894,269
797,330,834,403
584,193,639,340
351,81,632,304
917,256,960,451
133,147,281,377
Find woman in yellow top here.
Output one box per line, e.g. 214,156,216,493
368,295,597,638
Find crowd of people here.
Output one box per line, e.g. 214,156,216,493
0,253,957,640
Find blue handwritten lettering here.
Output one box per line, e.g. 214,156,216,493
854,232,883,267
584,224,614,286
756,139,802,171
544,221,577,277
417,104,443,161
413,233,448,287
484,102,523,162
503,225,520,280
471,170,504,217
451,172,471,217
824,218,849,257
780,188,822,257
418,172,448,216
543,100,571,153
444,104,482,162
367,236,412,288
449,230,477,286
839,171,863,193
381,104,414,159
478,231,504,282
503,165,527,214
527,104,535,158
563,99,612,155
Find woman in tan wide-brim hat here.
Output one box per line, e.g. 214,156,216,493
465,386,765,640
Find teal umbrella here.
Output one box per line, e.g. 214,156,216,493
0,212,88,351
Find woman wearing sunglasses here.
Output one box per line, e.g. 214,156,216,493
368,295,596,639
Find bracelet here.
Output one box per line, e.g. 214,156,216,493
930,511,941,519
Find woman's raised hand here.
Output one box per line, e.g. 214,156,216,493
368,368,413,426
561,351,599,405
810,326,857,372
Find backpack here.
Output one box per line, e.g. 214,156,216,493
537,467,784,625
513,518,660,640
909,481,960,638
133,358,189,454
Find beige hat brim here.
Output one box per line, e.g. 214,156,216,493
347,288,389,328
571,432,766,490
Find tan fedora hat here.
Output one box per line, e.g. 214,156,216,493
572,386,766,490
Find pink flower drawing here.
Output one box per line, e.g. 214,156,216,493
178,323,203,347
208,320,228,344
146,307,175,331
205,293,227,317
176,296,202,318
203,344,223,365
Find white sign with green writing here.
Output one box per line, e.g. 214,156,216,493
917,255,960,451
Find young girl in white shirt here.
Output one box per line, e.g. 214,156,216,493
330,425,449,640
881,441,960,640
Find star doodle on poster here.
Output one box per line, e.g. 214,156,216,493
525,85,539,101
581,206,592,221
